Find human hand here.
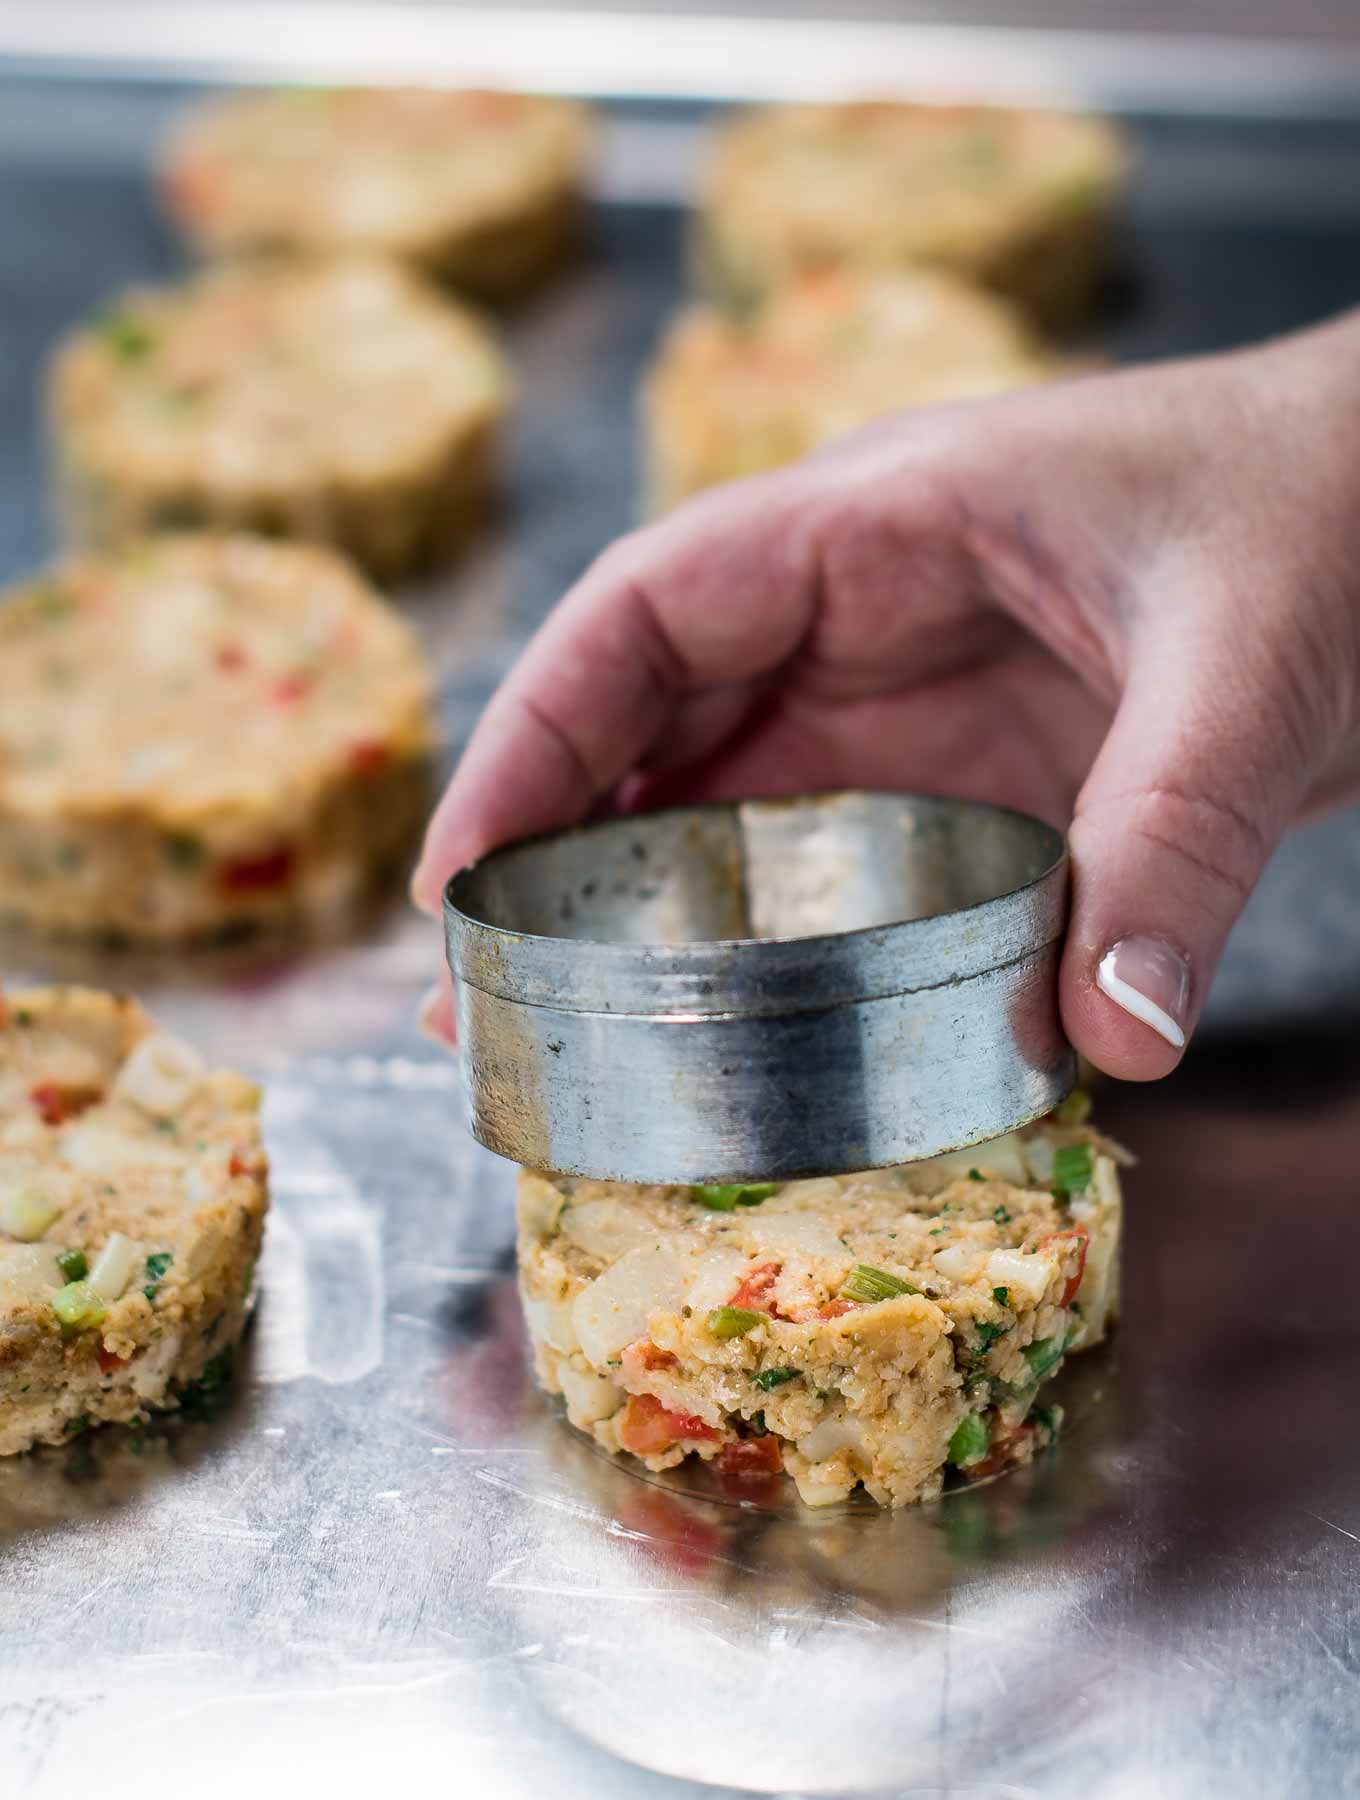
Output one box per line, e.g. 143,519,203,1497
414,311,1360,1079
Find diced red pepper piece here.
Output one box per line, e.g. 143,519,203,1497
717,1435,783,1478
97,1345,131,1375
816,1297,859,1320
622,1339,679,1377
228,1150,250,1179
346,736,390,777
617,1392,719,1456
218,846,296,895
30,1081,101,1126
729,1260,782,1316
967,1421,1038,1482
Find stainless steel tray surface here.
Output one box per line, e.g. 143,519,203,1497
2,74,1360,1799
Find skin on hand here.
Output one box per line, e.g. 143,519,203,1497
414,311,1360,1080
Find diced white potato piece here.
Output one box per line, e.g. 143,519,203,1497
0,1244,62,1310
798,1410,872,1464
112,1032,205,1116
1022,1135,1056,1183
749,1210,849,1261
517,1173,566,1241
684,1245,752,1316
985,1246,1056,1306
88,1232,140,1303
932,1243,983,1284
558,1358,624,1424
62,1124,185,1171
572,1246,687,1367
560,1197,662,1261
521,1293,580,1356
925,1131,1028,1185
0,1180,61,1242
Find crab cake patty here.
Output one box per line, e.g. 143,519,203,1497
700,101,1126,329
645,267,1058,508
0,987,268,1455
49,259,509,581
0,535,437,942
518,1112,1124,1509
162,86,592,300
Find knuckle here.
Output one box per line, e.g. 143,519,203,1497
1120,783,1266,907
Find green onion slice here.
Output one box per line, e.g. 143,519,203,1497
1052,1143,1094,1197
52,1281,107,1335
947,1411,992,1468
56,1249,88,1282
839,1264,919,1305
691,1182,779,1212
706,1306,766,1340
1022,1334,1067,1383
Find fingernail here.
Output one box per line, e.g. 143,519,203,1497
1096,937,1190,1049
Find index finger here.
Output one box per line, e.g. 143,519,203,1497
411,472,822,913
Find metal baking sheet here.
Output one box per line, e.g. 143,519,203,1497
3,63,1360,1799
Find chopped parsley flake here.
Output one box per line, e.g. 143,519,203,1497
992,1286,1010,1306
143,1250,173,1304
752,1367,798,1392
992,1203,1012,1225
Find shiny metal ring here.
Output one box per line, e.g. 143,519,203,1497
444,790,1074,1184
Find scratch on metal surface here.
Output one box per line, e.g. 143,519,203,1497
407,1420,532,1454
474,1466,610,1526
186,1520,278,1547
1303,1620,1359,1683
1307,1511,1360,1544
63,1573,116,1620
487,1552,695,1601
767,1607,883,1633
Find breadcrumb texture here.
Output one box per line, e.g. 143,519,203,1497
646,266,1058,508
0,987,268,1455
50,259,509,580
0,534,438,941
700,101,1127,328
161,86,593,300
518,1118,1124,1508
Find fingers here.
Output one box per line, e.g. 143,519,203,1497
411,472,823,913
418,966,456,1051
1059,614,1313,1079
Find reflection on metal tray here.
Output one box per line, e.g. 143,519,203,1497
3,68,1360,1800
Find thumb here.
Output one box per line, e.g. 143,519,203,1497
1060,638,1310,1081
